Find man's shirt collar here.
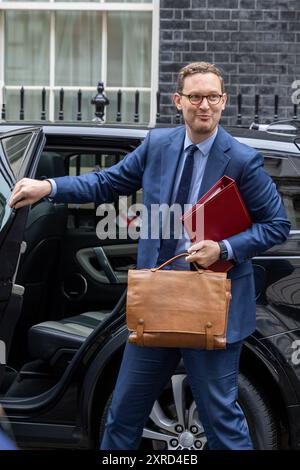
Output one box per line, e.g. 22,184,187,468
184,126,218,157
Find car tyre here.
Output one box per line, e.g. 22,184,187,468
238,373,279,450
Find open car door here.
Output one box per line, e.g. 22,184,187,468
0,127,45,388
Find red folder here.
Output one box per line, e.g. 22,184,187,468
182,175,252,272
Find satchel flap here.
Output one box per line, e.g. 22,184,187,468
126,269,230,336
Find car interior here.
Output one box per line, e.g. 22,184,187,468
0,141,140,399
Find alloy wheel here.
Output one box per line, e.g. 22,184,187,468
142,374,207,450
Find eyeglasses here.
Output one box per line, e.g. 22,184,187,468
178,93,224,106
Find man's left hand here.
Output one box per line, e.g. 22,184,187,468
186,240,221,268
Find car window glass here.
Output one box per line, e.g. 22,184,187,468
1,133,32,177
0,169,14,231
263,155,300,230
68,150,143,200
68,151,123,176
61,149,142,231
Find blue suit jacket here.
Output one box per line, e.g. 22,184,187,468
53,126,290,342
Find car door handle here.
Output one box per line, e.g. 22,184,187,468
93,247,120,284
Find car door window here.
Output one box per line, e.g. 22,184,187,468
263,155,300,230
0,185,11,231
66,151,124,230
0,129,45,234
0,148,15,232
1,133,34,179
0,181,12,231
65,149,143,232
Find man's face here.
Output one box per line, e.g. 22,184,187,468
173,72,227,142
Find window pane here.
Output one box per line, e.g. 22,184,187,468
2,133,33,177
55,12,102,87
107,12,152,87
4,90,49,122
106,91,150,124
5,12,50,86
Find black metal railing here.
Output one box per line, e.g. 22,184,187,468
236,92,298,126
0,83,298,126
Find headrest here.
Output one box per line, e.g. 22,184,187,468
35,152,66,179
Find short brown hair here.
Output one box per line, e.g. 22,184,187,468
176,62,225,94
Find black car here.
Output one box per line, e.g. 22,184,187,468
0,122,300,451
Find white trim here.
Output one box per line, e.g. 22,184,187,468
49,11,55,121
149,0,159,126
0,11,4,115
0,3,153,12
101,11,107,123
101,11,107,90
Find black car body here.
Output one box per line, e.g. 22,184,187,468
0,122,300,450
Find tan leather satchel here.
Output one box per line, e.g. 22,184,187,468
126,253,231,350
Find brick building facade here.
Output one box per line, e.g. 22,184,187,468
159,0,300,126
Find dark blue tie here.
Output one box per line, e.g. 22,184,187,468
157,144,198,264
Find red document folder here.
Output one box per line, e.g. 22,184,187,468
182,175,252,272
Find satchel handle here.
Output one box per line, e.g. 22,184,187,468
151,252,212,273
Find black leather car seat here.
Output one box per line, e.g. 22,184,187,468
28,310,111,368
27,290,127,370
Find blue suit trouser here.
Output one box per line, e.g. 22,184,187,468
100,340,253,450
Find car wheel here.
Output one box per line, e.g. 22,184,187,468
142,373,207,450
99,372,279,450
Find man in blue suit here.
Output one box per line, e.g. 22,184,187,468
10,62,290,450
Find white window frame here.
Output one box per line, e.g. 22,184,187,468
0,1,159,125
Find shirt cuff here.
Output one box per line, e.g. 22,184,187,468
47,179,57,198
223,239,234,261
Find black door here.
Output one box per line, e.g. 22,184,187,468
0,127,45,389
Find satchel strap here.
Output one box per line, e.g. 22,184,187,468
151,252,213,273
205,322,215,350
136,318,145,346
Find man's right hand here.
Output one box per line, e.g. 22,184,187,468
8,178,52,209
